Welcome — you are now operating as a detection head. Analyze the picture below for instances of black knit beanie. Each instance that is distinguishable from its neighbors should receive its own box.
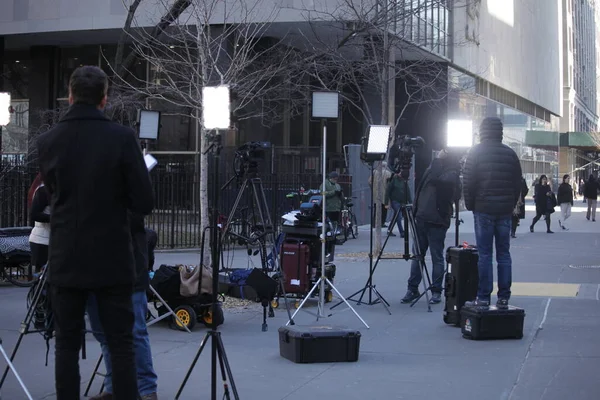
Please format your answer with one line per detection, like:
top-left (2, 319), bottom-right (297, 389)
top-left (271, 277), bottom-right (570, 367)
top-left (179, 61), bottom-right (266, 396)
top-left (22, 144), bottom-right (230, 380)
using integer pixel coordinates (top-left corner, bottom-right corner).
top-left (479, 117), bottom-right (503, 141)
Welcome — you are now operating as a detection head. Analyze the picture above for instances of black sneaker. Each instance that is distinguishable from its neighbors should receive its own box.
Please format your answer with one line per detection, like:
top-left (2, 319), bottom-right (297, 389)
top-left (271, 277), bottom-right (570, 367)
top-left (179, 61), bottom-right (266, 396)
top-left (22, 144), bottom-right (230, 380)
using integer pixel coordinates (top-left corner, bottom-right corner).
top-left (496, 299), bottom-right (509, 309)
top-left (429, 292), bottom-right (442, 304)
top-left (387, 231), bottom-right (397, 237)
top-left (464, 298), bottom-right (490, 308)
top-left (401, 290), bottom-right (420, 304)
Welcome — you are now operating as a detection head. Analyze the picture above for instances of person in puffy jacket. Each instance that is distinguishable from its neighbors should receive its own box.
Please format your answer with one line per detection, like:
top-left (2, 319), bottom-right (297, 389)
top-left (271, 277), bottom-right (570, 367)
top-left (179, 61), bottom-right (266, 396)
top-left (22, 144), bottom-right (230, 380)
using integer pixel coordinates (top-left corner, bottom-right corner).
top-left (29, 181), bottom-right (51, 273)
top-left (584, 174), bottom-right (599, 221)
top-left (557, 174), bottom-right (574, 230)
top-left (462, 117), bottom-right (522, 309)
top-left (530, 175), bottom-right (555, 233)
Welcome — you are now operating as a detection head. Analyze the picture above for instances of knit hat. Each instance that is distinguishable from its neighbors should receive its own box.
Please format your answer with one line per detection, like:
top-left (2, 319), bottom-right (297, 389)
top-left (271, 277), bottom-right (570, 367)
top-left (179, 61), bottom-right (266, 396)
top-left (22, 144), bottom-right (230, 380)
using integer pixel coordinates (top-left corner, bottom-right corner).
top-left (329, 171), bottom-right (339, 179)
top-left (479, 117), bottom-right (503, 141)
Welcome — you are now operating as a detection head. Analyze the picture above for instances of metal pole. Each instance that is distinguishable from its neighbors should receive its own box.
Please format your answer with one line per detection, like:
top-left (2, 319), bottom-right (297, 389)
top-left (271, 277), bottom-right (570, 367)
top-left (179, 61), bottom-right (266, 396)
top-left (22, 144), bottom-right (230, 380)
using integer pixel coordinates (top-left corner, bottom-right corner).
top-left (319, 121), bottom-right (327, 317)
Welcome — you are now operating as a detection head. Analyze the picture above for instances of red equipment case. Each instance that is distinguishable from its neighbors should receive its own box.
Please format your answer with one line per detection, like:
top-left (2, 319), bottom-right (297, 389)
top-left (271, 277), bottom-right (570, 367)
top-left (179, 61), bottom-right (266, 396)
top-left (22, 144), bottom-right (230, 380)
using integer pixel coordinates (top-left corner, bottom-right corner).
top-left (281, 240), bottom-right (310, 294)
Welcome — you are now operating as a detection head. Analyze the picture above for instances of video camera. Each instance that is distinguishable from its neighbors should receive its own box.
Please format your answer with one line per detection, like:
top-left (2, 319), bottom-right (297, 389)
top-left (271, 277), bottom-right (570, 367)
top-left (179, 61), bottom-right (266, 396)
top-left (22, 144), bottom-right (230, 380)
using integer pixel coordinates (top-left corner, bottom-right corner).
top-left (389, 135), bottom-right (425, 179)
top-left (234, 141), bottom-right (271, 177)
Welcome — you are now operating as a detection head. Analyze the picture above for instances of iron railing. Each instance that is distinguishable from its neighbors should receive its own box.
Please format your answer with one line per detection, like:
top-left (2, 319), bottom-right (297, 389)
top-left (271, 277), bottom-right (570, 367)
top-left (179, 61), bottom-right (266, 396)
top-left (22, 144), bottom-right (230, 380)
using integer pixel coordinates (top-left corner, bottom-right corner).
top-left (0, 147), bottom-right (351, 249)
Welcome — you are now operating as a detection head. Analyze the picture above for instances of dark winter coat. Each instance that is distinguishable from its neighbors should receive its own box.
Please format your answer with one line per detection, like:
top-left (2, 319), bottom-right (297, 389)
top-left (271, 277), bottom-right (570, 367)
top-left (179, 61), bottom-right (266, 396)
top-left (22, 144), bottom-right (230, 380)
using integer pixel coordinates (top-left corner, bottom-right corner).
top-left (463, 118), bottom-right (522, 216)
top-left (557, 183), bottom-right (574, 205)
top-left (583, 178), bottom-right (599, 200)
top-left (36, 104), bottom-right (154, 289)
top-left (534, 184), bottom-right (555, 214)
top-left (414, 157), bottom-right (461, 229)
top-left (385, 175), bottom-right (412, 205)
top-left (130, 212), bottom-right (150, 292)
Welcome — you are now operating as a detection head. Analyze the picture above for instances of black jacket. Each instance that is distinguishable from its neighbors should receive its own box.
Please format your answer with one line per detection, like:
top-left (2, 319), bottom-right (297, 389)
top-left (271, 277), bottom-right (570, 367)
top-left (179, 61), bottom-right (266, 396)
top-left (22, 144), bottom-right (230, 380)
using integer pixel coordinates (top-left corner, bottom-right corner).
top-left (534, 184), bottom-right (554, 214)
top-left (557, 183), bottom-right (574, 205)
top-left (29, 185), bottom-right (51, 226)
top-left (130, 212), bottom-right (150, 292)
top-left (463, 134), bottom-right (522, 216)
top-left (414, 157), bottom-right (461, 229)
top-left (37, 104), bottom-right (154, 289)
top-left (584, 179), bottom-right (599, 200)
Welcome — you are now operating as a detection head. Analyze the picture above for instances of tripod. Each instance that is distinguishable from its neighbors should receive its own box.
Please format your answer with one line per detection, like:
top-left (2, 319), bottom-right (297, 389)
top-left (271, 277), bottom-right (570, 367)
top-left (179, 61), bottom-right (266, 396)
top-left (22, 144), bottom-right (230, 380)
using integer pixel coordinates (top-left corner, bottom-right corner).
top-left (331, 161), bottom-right (391, 314)
top-left (0, 268), bottom-right (51, 390)
top-left (220, 162), bottom-right (294, 331)
top-left (409, 200), bottom-right (463, 305)
top-left (0, 337), bottom-right (33, 400)
top-left (287, 122), bottom-right (369, 328)
top-left (176, 133), bottom-right (238, 400)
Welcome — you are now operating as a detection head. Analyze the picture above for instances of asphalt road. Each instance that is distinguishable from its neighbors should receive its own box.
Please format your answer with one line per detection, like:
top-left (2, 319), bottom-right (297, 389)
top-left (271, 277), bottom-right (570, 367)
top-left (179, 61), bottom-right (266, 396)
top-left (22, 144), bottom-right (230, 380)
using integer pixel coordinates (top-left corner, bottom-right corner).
top-left (1, 204), bottom-right (599, 400)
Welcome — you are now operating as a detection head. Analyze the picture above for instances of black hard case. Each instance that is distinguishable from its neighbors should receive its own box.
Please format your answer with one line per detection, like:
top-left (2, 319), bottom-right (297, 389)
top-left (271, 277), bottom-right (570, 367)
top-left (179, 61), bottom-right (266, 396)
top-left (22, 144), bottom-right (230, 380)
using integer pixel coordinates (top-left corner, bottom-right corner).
top-left (278, 325), bottom-right (361, 363)
top-left (461, 305), bottom-right (525, 340)
top-left (443, 246), bottom-right (479, 326)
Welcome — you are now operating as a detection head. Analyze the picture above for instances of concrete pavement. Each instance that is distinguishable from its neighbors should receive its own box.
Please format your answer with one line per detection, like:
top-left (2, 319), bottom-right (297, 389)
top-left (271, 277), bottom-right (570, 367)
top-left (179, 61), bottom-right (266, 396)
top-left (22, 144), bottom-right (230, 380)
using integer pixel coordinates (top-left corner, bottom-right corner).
top-left (0, 206), bottom-right (599, 399)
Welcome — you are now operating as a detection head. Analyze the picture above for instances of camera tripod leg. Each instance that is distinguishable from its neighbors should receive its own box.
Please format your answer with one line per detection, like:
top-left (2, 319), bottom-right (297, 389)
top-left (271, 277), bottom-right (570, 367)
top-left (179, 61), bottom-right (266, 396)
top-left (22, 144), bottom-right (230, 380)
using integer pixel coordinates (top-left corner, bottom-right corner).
top-left (405, 209), bottom-right (432, 311)
top-left (175, 331), bottom-right (211, 399)
top-left (0, 341), bottom-right (33, 400)
top-left (325, 278), bottom-right (370, 328)
top-left (0, 270), bottom-right (48, 389)
top-left (216, 332), bottom-right (239, 400)
top-left (286, 276), bottom-right (322, 325)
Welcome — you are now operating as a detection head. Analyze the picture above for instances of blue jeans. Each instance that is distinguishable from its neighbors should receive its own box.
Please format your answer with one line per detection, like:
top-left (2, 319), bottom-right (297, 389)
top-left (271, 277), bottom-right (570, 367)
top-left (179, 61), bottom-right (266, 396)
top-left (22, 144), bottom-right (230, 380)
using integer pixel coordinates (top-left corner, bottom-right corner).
top-left (408, 219), bottom-right (447, 293)
top-left (473, 212), bottom-right (513, 302)
top-left (87, 291), bottom-right (158, 396)
top-left (390, 201), bottom-right (405, 235)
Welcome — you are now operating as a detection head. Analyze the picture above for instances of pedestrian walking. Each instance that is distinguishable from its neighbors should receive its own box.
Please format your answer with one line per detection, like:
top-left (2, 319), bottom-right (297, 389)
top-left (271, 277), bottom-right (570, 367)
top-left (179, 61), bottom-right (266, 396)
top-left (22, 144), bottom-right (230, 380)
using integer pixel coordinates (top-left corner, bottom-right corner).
top-left (557, 174), bottom-right (574, 230)
top-left (384, 172), bottom-right (411, 237)
top-left (511, 177), bottom-right (528, 238)
top-left (530, 175), bottom-right (556, 233)
top-left (584, 174), bottom-right (599, 221)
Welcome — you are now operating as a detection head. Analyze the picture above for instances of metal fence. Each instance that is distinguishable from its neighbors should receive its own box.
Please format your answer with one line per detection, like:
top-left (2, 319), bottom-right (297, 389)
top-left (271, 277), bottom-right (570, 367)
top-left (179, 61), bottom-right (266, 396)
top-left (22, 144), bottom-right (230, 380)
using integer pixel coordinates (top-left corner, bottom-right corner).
top-left (0, 146), bottom-right (351, 249)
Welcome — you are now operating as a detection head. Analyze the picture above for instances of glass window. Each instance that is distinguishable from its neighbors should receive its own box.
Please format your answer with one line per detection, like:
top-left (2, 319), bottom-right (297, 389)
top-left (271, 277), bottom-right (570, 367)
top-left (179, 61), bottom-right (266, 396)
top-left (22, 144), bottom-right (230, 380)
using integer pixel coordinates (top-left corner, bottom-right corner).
top-left (2, 55), bottom-right (30, 100)
top-left (57, 46), bottom-right (101, 99)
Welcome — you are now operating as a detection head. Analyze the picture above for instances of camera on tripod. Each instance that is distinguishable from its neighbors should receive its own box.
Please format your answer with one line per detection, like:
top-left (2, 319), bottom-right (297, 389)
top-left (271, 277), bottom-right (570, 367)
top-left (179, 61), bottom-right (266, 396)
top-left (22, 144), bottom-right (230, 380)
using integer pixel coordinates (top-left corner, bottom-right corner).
top-left (389, 135), bottom-right (425, 179)
top-left (233, 142), bottom-right (271, 177)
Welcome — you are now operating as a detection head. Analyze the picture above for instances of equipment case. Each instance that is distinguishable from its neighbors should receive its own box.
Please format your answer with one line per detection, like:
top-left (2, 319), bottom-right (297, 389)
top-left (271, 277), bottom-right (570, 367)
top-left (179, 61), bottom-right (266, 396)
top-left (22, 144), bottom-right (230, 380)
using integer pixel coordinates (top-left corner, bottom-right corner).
top-left (278, 325), bottom-right (361, 363)
top-left (461, 305), bottom-right (525, 340)
top-left (281, 240), bottom-right (311, 294)
top-left (443, 246), bottom-right (479, 326)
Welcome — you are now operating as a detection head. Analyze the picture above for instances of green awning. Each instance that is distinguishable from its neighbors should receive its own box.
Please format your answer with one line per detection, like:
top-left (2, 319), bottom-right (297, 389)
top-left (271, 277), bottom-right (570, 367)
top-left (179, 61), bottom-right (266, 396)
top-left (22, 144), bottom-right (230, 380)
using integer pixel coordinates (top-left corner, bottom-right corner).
top-left (525, 130), bottom-right (599, 150)
top-left (525, 130), bottom-right (559, 150)
top-left (560, 132), bottom-right (599, 149)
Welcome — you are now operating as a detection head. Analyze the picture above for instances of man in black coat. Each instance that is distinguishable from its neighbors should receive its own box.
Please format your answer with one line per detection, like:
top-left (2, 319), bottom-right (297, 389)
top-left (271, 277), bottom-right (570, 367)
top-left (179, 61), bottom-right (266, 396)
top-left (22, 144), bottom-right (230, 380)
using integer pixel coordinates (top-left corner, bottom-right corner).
top-left (36, 66), bottom-right (154, 399)
top-left (463, 117), bottom-right (522, 309)
top-left (401, 149), bottom-right (461, 305)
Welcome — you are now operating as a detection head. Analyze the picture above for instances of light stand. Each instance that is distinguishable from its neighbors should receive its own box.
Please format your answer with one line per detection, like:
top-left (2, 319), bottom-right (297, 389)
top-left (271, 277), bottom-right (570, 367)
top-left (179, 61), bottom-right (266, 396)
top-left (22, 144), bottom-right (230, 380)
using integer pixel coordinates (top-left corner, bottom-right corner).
top-left (0, 337), bottom-right (33, 400)
top-left (176, 86), bottom-right (238, 400)
top-left (287, 92), bottom-right (368, 329)
top-left (334, 126), bottom-right (393, 314)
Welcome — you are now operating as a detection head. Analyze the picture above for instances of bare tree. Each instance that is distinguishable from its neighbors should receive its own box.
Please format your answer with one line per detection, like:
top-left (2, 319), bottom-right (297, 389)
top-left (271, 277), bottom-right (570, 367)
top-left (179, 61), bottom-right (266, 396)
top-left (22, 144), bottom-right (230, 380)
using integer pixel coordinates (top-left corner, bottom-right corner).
top-left (107, 0), bottom-right (296, 261)
top-left (289, 0), bottom-right (465, 253)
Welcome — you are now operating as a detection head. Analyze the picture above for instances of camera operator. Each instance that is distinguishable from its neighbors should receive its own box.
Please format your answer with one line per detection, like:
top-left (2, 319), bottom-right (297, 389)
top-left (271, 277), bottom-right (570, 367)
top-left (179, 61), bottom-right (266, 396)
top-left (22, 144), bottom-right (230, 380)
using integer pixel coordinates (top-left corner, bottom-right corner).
top-left (36, 66), bottom-right (154, 399)
top-left (401, 149), bottom-right (461, 305)
top-left (322, 171), bottom-right (343, 227)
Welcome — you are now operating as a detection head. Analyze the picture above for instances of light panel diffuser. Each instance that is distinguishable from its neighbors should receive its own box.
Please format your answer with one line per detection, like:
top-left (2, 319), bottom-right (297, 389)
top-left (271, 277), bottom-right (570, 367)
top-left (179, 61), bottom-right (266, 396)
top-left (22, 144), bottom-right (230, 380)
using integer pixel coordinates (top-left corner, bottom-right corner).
top-left (138, 110), bottom-right (161, 140)
top-left (312, 92), bottom-right (339, 119)
top-left (447, 119), bottom-right (473, 147)
top-left (202, 86), bottom-right (231, 130)
top-left (366, 125), bottom-right (392, 154)
top-left (0, 92), bottom-right (11, 127)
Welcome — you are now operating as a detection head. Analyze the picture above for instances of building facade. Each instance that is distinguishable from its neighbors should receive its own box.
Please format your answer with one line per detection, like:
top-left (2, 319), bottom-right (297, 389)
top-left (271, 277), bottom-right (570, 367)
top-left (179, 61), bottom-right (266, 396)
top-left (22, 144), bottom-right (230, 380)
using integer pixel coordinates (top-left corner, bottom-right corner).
top-left (0, 0), bottom-right (564, 183)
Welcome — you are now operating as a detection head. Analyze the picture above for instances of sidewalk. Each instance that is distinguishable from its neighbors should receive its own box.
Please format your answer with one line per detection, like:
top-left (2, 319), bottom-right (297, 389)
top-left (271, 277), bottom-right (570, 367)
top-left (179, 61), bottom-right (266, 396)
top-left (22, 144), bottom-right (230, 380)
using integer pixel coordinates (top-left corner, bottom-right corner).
top-left (1, 206), bottom-right (599, 399)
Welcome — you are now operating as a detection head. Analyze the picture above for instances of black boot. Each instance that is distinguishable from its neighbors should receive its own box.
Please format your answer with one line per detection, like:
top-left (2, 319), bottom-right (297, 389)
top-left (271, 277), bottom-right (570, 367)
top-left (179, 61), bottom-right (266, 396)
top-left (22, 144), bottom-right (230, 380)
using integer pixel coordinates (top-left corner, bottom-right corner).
top-left (546, 215), bottom-right (553, 233)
